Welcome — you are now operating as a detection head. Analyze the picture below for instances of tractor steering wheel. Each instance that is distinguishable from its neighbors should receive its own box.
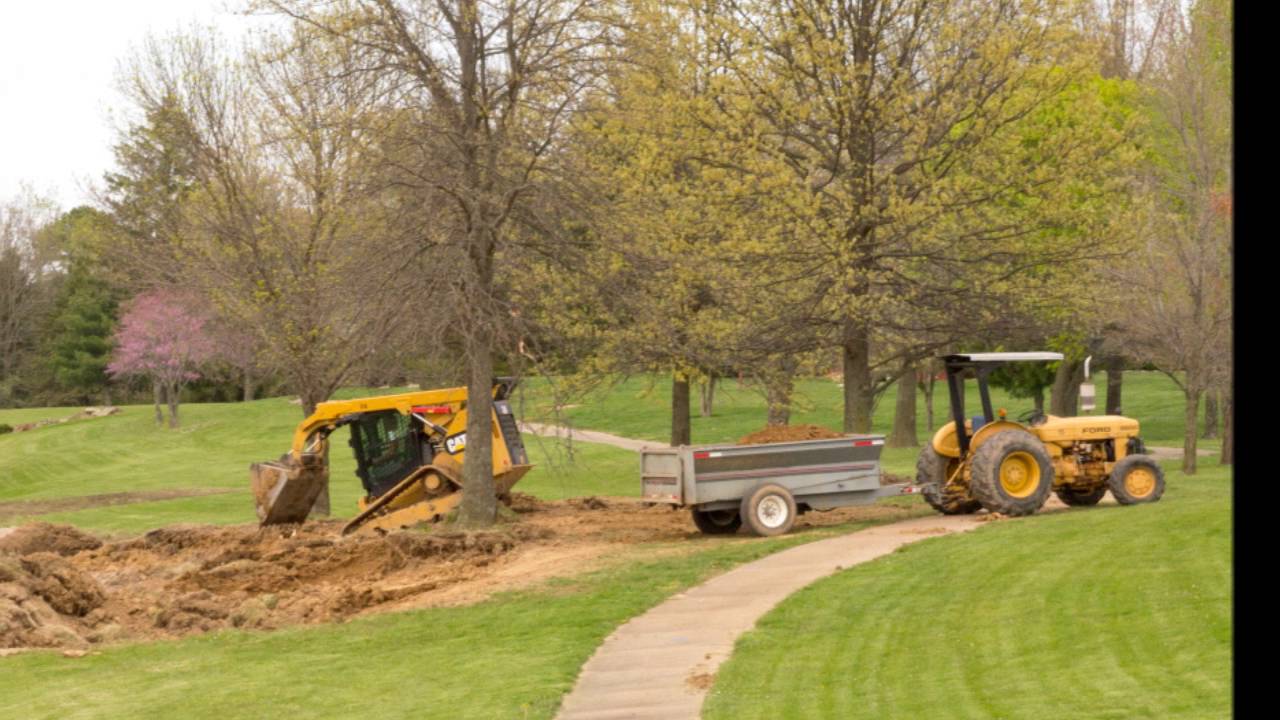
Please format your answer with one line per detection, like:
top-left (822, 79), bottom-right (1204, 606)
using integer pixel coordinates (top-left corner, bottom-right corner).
top-left (1018, 408), bottom-right (1046, 425)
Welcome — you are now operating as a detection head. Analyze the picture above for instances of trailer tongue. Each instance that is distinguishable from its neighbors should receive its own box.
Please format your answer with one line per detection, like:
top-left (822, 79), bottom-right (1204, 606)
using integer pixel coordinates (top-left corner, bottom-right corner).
top-left (641, 434), bottom-right (916, 536)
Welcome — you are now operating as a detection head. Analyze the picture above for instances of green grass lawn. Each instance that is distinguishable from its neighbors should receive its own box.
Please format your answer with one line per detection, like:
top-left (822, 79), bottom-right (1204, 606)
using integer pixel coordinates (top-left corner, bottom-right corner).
top-left (0, 516), bottom-right (895, 720)
top-left (515, 371), bottom-right (1217, 451)
top-left (703, 462), bottom-right (1232, 720)
top-left (0, 393), bottom-right (642, 532)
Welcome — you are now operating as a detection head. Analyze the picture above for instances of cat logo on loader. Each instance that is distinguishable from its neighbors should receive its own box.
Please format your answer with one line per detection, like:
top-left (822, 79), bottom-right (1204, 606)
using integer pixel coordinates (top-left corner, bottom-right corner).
top-left (917, 352), bottom-right (1165, 516)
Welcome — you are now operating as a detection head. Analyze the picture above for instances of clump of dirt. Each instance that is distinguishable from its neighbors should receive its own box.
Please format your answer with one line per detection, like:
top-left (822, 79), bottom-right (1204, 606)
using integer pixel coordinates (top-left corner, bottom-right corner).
top-left (737, 424), bottom-right (845, 445)
top-left (0, 523), bottom-right (102, 557)
top-left (0, 552), bottom-right (106, 649)
top-left (568, 497), bottom-right (609, 511)
top-left (686, 671), bottom-right (717, 690)
top-left (882, 472), bottom-right (911, 487)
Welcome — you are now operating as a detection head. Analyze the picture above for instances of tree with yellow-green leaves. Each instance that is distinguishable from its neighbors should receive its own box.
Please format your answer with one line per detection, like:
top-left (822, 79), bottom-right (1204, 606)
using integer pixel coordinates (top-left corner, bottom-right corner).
top-left (694, 0), bottom-right (1144, 433)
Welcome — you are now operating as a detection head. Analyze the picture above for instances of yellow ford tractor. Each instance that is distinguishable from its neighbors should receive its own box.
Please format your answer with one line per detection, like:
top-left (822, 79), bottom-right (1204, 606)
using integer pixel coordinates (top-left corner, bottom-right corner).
top-left (917, 352), bottom-right (1165, 516)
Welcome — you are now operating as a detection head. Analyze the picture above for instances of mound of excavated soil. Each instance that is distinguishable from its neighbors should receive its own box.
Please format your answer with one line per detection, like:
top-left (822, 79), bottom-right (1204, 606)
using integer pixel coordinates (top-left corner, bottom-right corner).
top-left (738, 424), bottom-right (845, 445)
top-left (0, 490), bottom-right (922, 652)
top-left (0, 523), bottom-right (102, 557)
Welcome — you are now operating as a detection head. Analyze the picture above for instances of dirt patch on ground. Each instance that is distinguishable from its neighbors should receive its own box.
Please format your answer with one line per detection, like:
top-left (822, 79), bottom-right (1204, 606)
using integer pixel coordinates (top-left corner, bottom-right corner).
top-left (0, 489), bottom-right (234, 522)
top-left (0, 491), bottom-right (921, 652)
top-left (737, 424), bottom-right (845, 445)
top-left (0, 523), bottom-right (102, 556)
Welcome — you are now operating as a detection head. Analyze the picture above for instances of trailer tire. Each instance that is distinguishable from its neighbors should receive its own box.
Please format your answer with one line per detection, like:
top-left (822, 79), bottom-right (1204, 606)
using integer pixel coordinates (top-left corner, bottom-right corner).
top-left (691, 508), bottom-right (742, 535)
top-left (916, 446), bottom-right (982, 515)
top-left (969, 430), bottom-right (1053, 516)
top-left (740, 484), bottom-right (798, 537)
top-left (1108, 455), bottom-right (1165, 505)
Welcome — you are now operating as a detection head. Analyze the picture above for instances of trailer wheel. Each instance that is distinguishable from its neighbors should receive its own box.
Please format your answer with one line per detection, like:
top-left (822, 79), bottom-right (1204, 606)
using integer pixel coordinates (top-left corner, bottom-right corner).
top-left (1108, 455), bottom-right (1165, 505)
top-left (691, 508), bottom-right (742, 535)
top-left (740, 484), bottom-right (797, 537)
top-left (969, 430), bottom-right (1053, 516)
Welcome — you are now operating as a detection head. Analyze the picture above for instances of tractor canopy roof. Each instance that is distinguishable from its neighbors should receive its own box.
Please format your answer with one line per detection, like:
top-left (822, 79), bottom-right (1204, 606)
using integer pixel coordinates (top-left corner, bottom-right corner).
top-left (942, 352), bottom-right (1064, 365)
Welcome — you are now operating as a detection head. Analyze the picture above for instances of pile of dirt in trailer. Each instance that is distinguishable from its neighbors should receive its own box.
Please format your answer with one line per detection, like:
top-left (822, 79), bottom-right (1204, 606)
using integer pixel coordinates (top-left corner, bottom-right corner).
top-left (738, 424), bottom-right (845, 445)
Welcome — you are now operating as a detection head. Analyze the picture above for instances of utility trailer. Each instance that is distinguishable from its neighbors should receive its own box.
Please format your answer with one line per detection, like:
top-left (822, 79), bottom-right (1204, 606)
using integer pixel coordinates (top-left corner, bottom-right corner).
top-left (640, 435), bottom-right (917, 536)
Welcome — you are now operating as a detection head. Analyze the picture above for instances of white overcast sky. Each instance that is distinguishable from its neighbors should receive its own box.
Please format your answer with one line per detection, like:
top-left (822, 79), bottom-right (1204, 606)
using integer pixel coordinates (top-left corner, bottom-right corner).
top-left (0, 1), bottom-right (279, 209)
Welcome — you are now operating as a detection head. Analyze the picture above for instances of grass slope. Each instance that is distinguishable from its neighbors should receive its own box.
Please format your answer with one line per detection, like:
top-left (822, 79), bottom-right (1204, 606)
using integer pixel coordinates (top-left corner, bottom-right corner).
top-left (703, 463), bottom-right (1232, 720)
top-left (0, 395), bottom-right (641, 532)
top-left (516, 371), bottom-right (1215, 449)
top-left (0, 520), bottom-right (891, 720)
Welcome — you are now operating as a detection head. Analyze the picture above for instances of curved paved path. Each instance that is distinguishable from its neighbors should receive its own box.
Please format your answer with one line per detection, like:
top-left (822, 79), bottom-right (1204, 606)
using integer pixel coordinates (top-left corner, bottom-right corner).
top-left (555, 513), bottom-right (984, 720)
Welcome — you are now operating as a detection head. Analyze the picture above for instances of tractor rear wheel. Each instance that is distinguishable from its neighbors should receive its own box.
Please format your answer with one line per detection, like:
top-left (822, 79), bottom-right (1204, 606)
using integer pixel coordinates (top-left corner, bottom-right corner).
top-left (1054, 485), bottom-right (1107, 506)
top-left (691, 508), bottom-right (742, 535)
top-left (1108, 455), bottom-right (1165, 504)
top-left (916, 446), bottom-right (982, 515)
top-left (969, 430), bottom-right (1054, 516)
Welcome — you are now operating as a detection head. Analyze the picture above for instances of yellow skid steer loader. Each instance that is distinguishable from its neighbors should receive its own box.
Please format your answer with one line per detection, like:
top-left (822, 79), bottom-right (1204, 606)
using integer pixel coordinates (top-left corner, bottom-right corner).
top-left (250, 379), bottom-right (532, 535)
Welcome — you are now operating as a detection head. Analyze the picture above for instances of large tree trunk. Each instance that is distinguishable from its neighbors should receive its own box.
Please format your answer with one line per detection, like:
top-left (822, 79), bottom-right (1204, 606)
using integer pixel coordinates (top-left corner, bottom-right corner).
top-left (671, 372), bottom-right (691, 446)
top-left (841, 322), bottom-right (873, 433)
top-left (458, 321), bottom-right (497, 525)
top-left (243, 369), bottom-right (255, 402)
top-left (153, 380), bottom-right (165, 426)
top-left (1050, 360), bottom-right (1084, 417)
top-left (1182, 387), bottom-right (1201, 474)
top-left (765, 358), bottom-right (797, 427)
top-left (1033, 387), bottom-right (1045, 412)
top-left (1106, 358), bottom-right (1124, 414)
top-left (699, 374), bottom-right (716, 418)
top-left (888, 362), bottom-right (918, 447)
top-left (1220, 391), bottom-right (1232, 465)
top-left (1202, 391), bottom-right (1219, 438)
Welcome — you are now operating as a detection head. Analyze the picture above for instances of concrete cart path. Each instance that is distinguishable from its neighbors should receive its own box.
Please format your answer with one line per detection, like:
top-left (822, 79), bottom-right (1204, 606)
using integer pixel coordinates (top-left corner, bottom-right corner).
top-left (520, 422), bottom-right (659, 453)
top-left (555, 513), bottom-right (984, 720)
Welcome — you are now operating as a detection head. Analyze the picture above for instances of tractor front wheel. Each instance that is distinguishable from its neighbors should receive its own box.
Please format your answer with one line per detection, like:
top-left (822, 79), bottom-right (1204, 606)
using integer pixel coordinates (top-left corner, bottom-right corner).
top-left (916, 446), bottom-right (982, 515)
top-left (969, 431), bottom-right (1054, 516)
top-left (1108, 455), bottom-right (1165, 504)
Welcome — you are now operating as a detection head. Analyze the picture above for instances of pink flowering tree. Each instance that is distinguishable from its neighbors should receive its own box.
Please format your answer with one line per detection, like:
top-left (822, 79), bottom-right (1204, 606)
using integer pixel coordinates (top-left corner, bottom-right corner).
top-left (108, 290), bottom-right (219, 428)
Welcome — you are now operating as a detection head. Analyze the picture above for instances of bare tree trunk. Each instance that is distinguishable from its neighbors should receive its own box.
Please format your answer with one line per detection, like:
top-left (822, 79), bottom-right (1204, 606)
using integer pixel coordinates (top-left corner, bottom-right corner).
top-left (1050, 360), bottom-right (1084, 416)
top-left (1183, 387), bottom-right (1201, 474)
top-left (1033, 387), bottom-right (1045, 412)
top-left (153, 380), bottom-right (165, 426)
top-left (243, 368), bottom-right (255, 402)
top-left (920, 371), bottom-right (935, 431)
top-left (888, 362), bottom-right (918, 447)
top-left (166, 381), bottom-right (180, 428)
top-left (458, 320), bottom-right (497, 525)
top-left (1220, 391), bottom-right (1232, 465)
top-left (765, 359), bottom-right (797, 426)
top-left (1106, 358), bottom-right (1124, 414)
top-left (1202, 391), bottom-right (1218, 438)
top-left (841, 322), bottom-right (873, 432)
top-left (699, 374), bottom-right (716, 418)
top-left (671, 372), bottom-right (691, 446)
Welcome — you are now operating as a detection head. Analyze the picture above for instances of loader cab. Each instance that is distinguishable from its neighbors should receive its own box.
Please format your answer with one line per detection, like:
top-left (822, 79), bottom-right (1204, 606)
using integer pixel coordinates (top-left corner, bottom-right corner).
top-left (348, 411), bottom-right (429, 498)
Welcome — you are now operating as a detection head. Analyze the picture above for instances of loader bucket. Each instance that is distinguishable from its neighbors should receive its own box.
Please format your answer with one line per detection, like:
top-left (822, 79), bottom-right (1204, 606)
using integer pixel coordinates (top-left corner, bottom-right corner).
top-left (494, 464), bottom-right (534, 496)
top-left (251, 454), bottom-right (329, 526)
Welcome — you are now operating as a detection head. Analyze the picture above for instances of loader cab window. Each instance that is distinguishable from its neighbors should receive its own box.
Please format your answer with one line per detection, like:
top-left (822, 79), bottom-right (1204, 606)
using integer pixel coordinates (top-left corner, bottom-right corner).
top-left (349, 411), bottom-right (423, 498)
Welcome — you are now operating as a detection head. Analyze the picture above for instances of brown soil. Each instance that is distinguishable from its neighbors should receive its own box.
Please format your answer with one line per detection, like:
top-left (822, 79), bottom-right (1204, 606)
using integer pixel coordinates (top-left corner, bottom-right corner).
top-left (737, 424), bottom-right (845, 445)
top-left (0, 491), bottom-right (920, 652)
top-left (0, 489), bottom-right (233, 522)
